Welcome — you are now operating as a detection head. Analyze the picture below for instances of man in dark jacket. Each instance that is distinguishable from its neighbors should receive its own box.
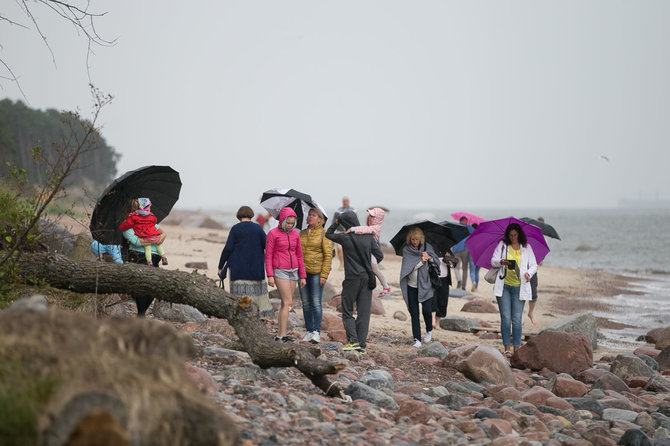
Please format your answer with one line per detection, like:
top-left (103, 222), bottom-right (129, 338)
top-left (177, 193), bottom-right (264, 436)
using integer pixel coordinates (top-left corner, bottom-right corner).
top-left (326, 210), bottom-right (383, 354)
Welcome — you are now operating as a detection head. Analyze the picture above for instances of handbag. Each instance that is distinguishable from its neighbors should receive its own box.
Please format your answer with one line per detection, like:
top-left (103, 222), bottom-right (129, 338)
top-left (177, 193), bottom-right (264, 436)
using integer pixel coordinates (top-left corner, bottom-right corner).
top-left (428, 261), bottom-right (441, 289)
top-left (423, 244), bottom-right (441, 289)
top-left (484, 244), bottom-right (507, 284)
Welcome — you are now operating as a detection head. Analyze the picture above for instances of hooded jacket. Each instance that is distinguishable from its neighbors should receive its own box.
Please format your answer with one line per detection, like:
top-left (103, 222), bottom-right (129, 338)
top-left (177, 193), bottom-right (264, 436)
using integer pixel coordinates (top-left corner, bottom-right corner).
top-left (326, 211), bottom-right (383, 279)
top-left (350, 207), bottom-right (385, 243)
top-left (265, 207), bottom-right (306, 279)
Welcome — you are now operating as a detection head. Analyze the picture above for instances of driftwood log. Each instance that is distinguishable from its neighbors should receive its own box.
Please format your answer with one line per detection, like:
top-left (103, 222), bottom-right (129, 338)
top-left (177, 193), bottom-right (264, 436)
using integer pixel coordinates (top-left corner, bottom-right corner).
top-left (16, 252), bottom-right (347, 398)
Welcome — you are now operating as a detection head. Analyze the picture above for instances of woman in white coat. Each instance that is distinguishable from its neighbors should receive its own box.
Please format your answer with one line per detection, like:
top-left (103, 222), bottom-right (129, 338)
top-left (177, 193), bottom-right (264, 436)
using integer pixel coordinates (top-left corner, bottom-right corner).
top-left (490, 223), bottom-right (537, 358)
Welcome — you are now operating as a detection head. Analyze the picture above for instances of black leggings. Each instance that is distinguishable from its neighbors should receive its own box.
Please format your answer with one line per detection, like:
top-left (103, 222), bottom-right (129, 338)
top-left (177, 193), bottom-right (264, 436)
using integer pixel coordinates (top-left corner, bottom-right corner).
top-left (127, 249), bottom-right (161, 316)
top-left (407, 286), bottom-right (433, 341)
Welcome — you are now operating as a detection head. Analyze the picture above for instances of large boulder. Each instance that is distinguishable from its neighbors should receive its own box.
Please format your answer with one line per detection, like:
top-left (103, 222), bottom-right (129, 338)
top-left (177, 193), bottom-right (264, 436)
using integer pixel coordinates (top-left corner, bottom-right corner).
top-left (657, 345), bottom-right (670, 371)
top-left (321, 311), bottom-right (344, 331)
top-left (610, 353), bottom-right (656, 381)
top-left (645, 327), bottom-right (666, 344)
top-left (590, 371), bottom-right (631, 394)
top-left (443, 344), bottom-right (515, 386)
top-left (511, 331), bottom-right (593, 375)
top-left (151, 300), bottom-right (206, 323)
top-left (370, 296), bottom-right (386, 316)
top-left (344, 382), bottom-right (399, 410)
top-left (655, 327), bottom-right (670, 350)
top-left (540, 312), bottom-right (598, 350)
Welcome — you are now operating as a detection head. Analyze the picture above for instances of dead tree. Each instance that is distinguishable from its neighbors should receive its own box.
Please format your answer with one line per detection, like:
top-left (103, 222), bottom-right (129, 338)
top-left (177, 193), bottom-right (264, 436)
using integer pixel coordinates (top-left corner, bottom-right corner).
top-left (17, 252), bottom-right (347, 398)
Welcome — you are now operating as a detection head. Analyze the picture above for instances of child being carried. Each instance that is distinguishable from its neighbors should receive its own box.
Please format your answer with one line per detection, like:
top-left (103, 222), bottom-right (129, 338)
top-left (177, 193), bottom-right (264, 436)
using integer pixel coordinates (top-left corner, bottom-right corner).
top-left (119, 197), bottom-right (168, 266)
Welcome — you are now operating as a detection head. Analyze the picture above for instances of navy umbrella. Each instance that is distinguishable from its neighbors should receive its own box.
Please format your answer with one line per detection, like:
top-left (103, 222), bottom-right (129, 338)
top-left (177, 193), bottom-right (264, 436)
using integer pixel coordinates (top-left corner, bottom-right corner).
top-left (90, 166), bottom-right (182, 244)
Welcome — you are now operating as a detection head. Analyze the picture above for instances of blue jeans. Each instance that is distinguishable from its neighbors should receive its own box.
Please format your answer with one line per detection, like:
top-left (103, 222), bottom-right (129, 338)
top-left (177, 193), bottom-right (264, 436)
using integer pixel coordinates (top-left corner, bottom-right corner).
top-left (299, 273), bottom-right (324, 332)
top-left (496, 284), bottom-right (525, 347)
top-left (469, 258), bottom-right (480, 285)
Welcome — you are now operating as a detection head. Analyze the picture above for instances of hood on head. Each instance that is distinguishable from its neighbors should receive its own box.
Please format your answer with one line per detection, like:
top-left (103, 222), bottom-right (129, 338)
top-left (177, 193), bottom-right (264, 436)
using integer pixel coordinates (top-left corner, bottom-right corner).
top-left (366, 207), bottom-right (385, 225)
top-left (338, 210), bottom-right (360, 230)
top-left (278, 207), bottom-right (297, 224)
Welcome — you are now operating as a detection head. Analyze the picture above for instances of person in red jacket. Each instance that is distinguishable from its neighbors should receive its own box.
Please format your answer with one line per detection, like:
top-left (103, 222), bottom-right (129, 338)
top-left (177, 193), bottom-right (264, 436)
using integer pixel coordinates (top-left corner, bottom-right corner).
top-left (265, 207), bottom-right (306, 341)
top-left (119, 197), bottom-right (168, 266)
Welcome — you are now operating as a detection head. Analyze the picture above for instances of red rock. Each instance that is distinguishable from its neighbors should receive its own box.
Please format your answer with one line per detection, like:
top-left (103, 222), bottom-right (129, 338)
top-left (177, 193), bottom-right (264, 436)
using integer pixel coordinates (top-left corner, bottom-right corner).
top-left (511, 331), bottom-right (593, 375)
top-left (413, 357), bottom-right (442, 366)
top-left (521, 386), bottom-right (556, 407)
top-left (461, 299), bottom-right (498, 313)
top-left (483, 418), bottom-right (514, 435)
top-left (443, 344), bottom-right (515, 386)
top-left (184, 363), bottom-right (217, 396)
top-left (370, 296), bottom-right (385, 316)
top-left (491, 387), bottom-right (522, 403)
top-left (575, 367), bottom-right (608, 384)
top-left (327, 329), bottom-right (347, 343)
top-left (179, 322), bottom-right (201, 333)
top-left (395, 400), bottom-right (433, 424)
top-left (546, 396), bottom-right (574, 410)
top-left (551, 377), bottom-right (588, 398)
top-left (633, 346), bottom-right (661, 357)
top-left (320, 312), bottom-right (344, 331)
top-left (645, 327), bottom-right (665, 344)
top-left (625, 376), bottom-right (651, 388)
top-left (327, 295), bottom-right (341, 309)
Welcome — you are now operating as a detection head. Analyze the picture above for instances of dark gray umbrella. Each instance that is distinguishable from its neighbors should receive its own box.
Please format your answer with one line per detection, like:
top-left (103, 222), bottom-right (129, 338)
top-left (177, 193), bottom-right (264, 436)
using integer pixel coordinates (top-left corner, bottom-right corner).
top-left (520, 217), bottom-right (561, 240)
top-left (90, 166), bottom-right (182, 244)
top-left (390, 220), bottom-right (470, 257)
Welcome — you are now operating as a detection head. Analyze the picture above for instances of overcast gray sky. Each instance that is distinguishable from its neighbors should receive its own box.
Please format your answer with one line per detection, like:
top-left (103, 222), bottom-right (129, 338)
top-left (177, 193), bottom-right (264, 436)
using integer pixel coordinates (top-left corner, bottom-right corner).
top-left (3, 1), bottom-right (669, 213)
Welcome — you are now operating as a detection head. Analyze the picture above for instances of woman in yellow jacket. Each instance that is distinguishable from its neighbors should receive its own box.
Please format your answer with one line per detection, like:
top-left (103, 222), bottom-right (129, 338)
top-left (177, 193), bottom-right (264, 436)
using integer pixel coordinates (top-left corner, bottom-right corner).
top-left (299, 208), bottom-right (333, 343)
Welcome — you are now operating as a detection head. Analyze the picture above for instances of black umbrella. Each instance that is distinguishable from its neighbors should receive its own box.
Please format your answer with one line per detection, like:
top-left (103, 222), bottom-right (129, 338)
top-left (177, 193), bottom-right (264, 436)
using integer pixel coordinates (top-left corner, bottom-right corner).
top-left (90, 166), bottom-right (182, 244)
top-left (260, 188), bottom-right (328, 230)
top-left (520, 217), bottom-right (561, 240)
top-left (389, 220), bottom-right (470, 257)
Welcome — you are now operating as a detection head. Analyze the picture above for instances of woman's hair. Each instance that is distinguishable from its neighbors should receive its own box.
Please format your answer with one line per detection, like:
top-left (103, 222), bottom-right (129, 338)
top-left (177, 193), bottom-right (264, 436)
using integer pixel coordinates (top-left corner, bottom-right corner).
top-left (405, 227), bottom-right (425, 245)
top-left (120, 198), bottom-right (139, 224)
top-left (236, 206), bottom-right (255, 220)
top-left (308, 208), bottom-right (324, 225)
top-left (504, 223), bottom-right (527, 246)
top-left (280, 215), bottom-right (296, 233)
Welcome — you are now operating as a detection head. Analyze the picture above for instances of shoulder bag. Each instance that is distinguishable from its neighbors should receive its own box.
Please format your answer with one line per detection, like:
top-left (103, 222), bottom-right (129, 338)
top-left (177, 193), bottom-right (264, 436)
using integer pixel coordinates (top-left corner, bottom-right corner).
top-left (484, 244), bottom-right (507, 284)
top-left (349, 233), bottom-right (377, 290)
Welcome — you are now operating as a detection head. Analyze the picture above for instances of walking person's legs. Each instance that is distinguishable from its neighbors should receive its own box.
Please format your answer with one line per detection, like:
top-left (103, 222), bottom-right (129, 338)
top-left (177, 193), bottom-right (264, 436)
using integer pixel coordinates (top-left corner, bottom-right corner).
top-left (354, 282), bottom-right (372, 349)
top-left (341, 278), bottom-right (361, 346)
top-left (407, 286), bottom-right (421, 344)
top-left (527, 272), bottom-right (538, 325)
top-left (421, 298), bottom-right (433, 342)
top-left (497, 285), bottom-right (513, 356)
top-left (275, 278), bottom-right (297, 338)
top-left (510, 287), bottom-right (525, 351)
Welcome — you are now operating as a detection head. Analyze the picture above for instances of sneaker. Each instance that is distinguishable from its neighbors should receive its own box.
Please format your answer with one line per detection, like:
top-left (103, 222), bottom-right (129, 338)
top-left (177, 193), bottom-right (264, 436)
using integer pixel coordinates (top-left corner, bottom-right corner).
top-left (356, 347), bottom-right (367, 355)
top-left (274, 336), bottom-right (283, 342)
top-left (310, 332), bottom-right (320, 344)
top-left (423, 331), bottom-right (432, 343)
top-left (161, 256), bottom-right (168, 265)
top-left (471, 284), bottom-right (477, 292)
top-left (412, 339), bottom-right (422, 348)
top-left (302, 332), bottom-right (314, 342)
top-left (378, 287), bottom-right (391, 297)
top-left (282, 335), bottom-right (294, 342)
top-left (343, 342), bottom-right (360, 351)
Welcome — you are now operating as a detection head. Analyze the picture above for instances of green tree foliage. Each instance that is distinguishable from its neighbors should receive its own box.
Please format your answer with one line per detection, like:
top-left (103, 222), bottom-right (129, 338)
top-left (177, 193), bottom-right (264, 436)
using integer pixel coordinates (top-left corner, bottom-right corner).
top-left (0, 98), bottom-right (119, 188)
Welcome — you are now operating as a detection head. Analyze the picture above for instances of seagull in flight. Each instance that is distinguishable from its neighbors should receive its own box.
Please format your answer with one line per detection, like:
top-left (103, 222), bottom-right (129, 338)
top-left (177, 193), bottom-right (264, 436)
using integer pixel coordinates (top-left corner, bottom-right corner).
top-left (600, 155), bottom-right (611, 163)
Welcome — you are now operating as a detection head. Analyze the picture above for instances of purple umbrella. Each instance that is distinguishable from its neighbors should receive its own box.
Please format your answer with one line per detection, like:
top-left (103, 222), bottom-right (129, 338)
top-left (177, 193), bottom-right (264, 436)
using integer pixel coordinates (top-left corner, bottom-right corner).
top-left (465, 217), bottom-right (550, 269)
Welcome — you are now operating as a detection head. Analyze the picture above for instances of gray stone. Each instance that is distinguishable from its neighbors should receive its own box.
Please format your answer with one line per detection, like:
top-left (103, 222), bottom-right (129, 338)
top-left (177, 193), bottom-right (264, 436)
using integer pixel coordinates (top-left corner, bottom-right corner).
top-left (436, 393), bottom-right (474, 410)
top-left (611, 353), bottom-right (656, 380)
top-left (185, 261), bottom-right (208, 269)
top-left (411, 393), bottom-right (436, 404)
top-left (9, 294), bottom-right (48, 312)
top-left (221, 364), bottom-right (265, 381)
top-left (645, 375), bottom-right (670, 393)
top-left (457, 381), bottom-right (488, 394)
top-left (636, 354), bottom-right (660, 371)
top-left (652, 413), bottom-right (670, 430)
top-left (617, 428), bottom-right (653, 446)
top-left (344, 382), bottom-right (399, 410)
top-left (442, 381), bottom-right (473, 394)
top-left (541, 311), bottom-right (598, 350)
top-left (358, 369), bottom-right (394, 392)
top-left (151, 299), bottom-right (205, 323)
top-left (514, 402), bottom-right (538, 415)
top-left (321, 342), bottom-right (341, 351)
top-left (440, 316), bottom-right (481, 332)
top-left (286, 394), bottom-right (305, 410)
top-left (602, 408), bottom-right (638, 423)
top-left (564, 398), bottom-right (604, 417)
top-left (419, 341), bottom-right (449, 360)
top-left (428, 386), bottom-right (450, 398)
top-left (474, 408), bottom-right (499, 419)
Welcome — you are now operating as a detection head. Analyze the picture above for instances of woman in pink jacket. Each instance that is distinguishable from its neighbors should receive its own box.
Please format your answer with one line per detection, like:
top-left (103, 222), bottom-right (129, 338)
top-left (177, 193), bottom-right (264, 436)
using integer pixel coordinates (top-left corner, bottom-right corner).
top-left (265, 207), bottom-right (306, 341)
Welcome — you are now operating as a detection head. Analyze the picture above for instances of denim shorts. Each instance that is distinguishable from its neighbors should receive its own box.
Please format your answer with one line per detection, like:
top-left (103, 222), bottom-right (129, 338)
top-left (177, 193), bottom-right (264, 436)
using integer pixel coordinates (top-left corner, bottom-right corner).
top-left (274, 268), bottom-right (299, 281)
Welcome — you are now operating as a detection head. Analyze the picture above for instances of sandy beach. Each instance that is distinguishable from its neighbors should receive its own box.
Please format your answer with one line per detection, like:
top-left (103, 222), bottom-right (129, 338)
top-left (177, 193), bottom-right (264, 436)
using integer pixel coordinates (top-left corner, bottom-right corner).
top-left (156, 211), bottom-right (644, 358)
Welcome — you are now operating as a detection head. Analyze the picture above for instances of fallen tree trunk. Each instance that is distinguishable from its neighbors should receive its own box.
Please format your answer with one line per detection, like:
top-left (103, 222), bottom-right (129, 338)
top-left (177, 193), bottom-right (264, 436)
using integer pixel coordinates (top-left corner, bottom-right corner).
top-left (16, 252), bottom-right (346, 397)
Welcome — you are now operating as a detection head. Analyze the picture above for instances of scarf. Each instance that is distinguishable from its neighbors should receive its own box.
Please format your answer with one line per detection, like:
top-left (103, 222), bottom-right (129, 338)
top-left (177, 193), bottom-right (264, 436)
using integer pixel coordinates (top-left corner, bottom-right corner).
top-left (400, 242), bottom-right (439, 304)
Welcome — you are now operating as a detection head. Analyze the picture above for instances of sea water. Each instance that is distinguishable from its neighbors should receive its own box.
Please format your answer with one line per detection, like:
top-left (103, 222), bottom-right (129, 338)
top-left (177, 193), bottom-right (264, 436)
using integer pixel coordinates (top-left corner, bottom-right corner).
top-left (363, 207), bottom-right (670, 348)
